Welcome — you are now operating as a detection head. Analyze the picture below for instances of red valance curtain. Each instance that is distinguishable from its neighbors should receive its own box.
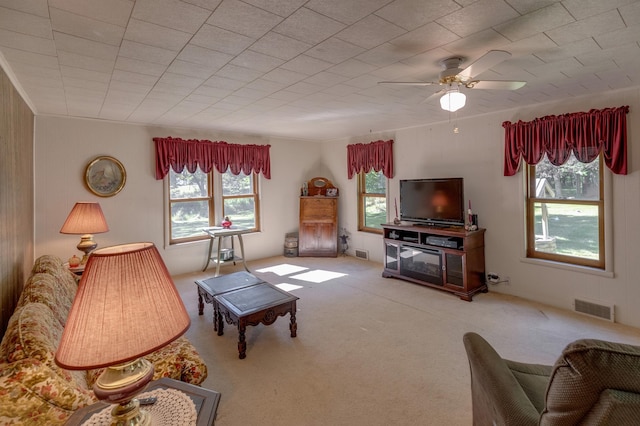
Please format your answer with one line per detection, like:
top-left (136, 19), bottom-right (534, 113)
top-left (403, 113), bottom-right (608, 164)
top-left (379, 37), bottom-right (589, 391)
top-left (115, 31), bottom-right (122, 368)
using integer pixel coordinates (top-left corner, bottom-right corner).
top-left (347, 139), bottom-right (394, 179)
top-left (502, 106), bottom-right (629, 176)
top-left (154, 137), bottom-right (271, 179)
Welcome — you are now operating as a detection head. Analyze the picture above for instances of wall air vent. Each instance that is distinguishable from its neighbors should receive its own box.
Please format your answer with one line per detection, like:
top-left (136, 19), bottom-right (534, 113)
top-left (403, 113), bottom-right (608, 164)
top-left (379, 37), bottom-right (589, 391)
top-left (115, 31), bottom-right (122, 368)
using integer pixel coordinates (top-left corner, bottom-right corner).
top-left (355, 249), bottom-right (369, 260)
top-left (574, 298), bottom-right (614, 322)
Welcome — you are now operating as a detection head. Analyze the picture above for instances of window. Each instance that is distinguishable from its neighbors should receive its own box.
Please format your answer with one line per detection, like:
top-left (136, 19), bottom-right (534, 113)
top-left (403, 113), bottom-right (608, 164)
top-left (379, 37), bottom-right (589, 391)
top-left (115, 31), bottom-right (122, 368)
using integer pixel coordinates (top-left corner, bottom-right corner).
top-left (168, 168), bottom-right (259, 244)
top-left (358, 170), bottom-right (387, 233)
top-left (526, 153), bottom-right (604, 269)
top-left (221, 171), bottom-right (259, 229)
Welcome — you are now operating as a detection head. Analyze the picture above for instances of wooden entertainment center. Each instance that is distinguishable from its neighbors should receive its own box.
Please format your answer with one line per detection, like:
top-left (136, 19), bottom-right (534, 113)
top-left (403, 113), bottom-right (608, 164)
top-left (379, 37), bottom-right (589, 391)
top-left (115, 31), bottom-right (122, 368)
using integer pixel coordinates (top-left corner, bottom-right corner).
top-left (382, 223), bottom-right (487, 301)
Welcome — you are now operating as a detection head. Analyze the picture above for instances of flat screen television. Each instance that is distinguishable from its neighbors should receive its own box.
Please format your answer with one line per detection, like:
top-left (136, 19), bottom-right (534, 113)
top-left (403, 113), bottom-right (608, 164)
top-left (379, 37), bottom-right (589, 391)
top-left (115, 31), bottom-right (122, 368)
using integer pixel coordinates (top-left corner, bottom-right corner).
top-left (399, 178), bottom-right (465, 227)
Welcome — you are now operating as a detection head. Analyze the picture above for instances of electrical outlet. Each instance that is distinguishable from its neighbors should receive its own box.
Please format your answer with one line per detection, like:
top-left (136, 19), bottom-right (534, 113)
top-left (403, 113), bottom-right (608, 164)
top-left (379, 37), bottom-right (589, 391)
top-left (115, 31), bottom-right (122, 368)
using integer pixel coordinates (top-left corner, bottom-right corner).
top-left (487, 272), bottom-right (510, 285)
top-left (487, 272), bottom-right (500, 283)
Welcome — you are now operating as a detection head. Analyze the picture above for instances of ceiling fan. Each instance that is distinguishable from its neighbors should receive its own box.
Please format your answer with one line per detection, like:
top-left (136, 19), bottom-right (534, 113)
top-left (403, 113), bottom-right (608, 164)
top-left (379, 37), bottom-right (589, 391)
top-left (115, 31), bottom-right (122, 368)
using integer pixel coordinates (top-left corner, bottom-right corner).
top-left (379, 50), bottom-right (526, 112)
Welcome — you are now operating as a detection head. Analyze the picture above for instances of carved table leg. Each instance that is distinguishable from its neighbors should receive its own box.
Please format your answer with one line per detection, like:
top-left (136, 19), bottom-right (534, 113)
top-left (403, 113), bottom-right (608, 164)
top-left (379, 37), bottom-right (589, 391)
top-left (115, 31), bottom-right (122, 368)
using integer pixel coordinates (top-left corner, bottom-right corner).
top-left (217, 310), bottom-right (224, 336)
top-left (290, 310), bottom-right (297, 338)
top-left (197, 287), bottom-right (204, 315)
top-left (213, 303), bottom-right (218, 331)
top-left (238, 323), bottom-right (247, 359)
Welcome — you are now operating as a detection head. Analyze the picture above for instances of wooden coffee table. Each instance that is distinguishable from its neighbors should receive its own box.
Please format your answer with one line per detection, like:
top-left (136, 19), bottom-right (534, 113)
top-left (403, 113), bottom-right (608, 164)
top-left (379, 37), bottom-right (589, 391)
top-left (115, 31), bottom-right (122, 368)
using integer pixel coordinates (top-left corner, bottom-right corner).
top-left (215, 282), bottom-right (299, 359)
top-left (195, 271), bottom-right (264, 331)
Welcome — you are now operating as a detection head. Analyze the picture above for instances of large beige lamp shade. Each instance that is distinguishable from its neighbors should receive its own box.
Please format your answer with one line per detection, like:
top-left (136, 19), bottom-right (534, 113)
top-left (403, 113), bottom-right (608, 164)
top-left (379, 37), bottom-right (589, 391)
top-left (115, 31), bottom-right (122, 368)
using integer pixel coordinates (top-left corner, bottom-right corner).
top-left (55, 242), bottom-right (190, 425)
top-left (60, 202), bottom-right (109, 264)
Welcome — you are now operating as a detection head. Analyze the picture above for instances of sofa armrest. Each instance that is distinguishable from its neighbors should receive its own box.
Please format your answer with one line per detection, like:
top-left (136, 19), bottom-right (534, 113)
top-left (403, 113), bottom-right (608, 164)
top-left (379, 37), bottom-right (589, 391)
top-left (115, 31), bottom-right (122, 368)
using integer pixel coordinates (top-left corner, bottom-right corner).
top-left (0, 359), bottom-right (96, 425)
top-left (541, 338), bottom-right (640, 425)
top-left (463, 332), bottom-right (542, 426)
top-left (144, 336), bottom-right (208, 385)
top-left (580, 389), bottom-right (640, 424)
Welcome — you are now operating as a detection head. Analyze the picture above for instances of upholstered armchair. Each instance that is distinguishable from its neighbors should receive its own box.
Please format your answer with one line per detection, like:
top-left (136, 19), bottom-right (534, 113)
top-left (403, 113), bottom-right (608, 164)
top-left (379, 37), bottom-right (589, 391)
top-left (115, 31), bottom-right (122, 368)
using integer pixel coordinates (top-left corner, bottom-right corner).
top-left (463, 332), bottom-right (640, 425)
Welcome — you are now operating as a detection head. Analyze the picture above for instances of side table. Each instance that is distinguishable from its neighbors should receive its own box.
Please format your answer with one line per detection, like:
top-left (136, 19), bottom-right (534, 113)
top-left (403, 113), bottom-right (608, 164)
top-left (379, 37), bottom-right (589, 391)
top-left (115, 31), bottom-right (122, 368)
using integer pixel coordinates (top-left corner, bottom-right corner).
top-left (64, 262), bottom-right (85, 276)
top-left (202, 226), bottom-right (253, 276)
top-left (66, 378), bottom-right (221, 426)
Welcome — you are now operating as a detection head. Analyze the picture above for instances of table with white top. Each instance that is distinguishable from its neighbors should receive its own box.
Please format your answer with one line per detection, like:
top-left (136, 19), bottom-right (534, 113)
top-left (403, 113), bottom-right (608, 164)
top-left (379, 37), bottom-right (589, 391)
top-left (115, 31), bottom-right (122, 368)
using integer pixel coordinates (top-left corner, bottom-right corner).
top-left (202, 226), bottom-right (252, 276)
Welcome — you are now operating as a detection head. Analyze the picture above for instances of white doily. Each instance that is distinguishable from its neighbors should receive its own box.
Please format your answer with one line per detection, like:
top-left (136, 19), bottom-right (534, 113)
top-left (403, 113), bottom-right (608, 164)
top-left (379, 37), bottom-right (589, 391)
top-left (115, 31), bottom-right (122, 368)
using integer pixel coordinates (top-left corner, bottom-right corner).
top-left (82, 388), bottom-right (197, 426)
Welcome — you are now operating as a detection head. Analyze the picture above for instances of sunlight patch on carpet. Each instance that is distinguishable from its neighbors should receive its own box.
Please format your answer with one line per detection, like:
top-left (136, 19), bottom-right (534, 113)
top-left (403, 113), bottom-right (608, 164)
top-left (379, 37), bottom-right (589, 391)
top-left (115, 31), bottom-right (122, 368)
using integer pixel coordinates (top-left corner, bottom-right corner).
top-left (275, 283), bottom-right (304, 292)
top-left (256, 264), bottom-right (308, 276)
top-left (290, 270), bottom-right (347, 283)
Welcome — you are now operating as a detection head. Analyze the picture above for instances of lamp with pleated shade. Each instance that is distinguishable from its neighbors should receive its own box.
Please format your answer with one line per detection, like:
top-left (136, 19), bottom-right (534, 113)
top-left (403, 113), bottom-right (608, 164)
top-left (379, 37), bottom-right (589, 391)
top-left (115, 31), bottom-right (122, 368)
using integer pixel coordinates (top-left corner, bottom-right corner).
top-left (60, 202), bottom-right (109, 264)
top-left (55, 242), bottom-right (190, 426)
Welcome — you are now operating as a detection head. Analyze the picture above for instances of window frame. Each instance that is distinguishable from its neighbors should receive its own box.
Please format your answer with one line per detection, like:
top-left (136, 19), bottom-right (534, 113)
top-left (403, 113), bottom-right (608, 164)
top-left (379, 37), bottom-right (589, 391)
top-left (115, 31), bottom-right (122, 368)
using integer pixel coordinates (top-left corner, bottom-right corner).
top-left (168, 168), bottom-right (213, 245)
top-left (218, 171), bottom-right (261, 233)
top-left (525, 155), bottom-right (605, 269)
top-left (357, 170), bottom-right (386, 234)
top-left (167, 168), bottom-right (260, 245)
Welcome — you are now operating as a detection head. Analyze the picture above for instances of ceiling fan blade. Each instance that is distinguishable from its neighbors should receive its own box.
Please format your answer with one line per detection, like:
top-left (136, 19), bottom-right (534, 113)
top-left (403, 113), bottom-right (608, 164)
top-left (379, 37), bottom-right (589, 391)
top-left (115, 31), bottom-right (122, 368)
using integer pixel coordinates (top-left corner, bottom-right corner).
top-left (421, 89), bottom-right (445, 104)
top-left (378, 81), bottom-right (439, 86)
top-left (468, 80), bottom-right (526, 90)
top-left (457, 50), bottom-right (512, 81)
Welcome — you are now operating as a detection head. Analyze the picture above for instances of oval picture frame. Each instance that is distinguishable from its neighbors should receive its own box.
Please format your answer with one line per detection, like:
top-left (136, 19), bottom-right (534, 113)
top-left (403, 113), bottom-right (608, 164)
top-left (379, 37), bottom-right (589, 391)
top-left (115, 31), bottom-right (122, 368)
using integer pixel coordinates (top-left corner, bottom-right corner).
top-left (85, 156), bottom-right (126, 197)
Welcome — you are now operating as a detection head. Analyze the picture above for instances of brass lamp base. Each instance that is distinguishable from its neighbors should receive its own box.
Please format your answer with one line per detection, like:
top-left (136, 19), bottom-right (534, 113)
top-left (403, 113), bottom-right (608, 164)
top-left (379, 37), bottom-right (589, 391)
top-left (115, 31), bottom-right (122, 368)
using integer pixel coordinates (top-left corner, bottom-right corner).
top-left (93, 358), bottom-right (155, 426)
top-left (77, 234), bottom-right (98, 265)
top-left (111, 398), bottom-right (150, 426)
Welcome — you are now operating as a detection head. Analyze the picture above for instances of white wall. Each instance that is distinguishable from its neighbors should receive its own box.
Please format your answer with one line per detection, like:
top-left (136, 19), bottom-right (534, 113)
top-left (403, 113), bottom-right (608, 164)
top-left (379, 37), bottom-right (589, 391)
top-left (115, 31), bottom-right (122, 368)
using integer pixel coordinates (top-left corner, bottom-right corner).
top-left (321, 86), bottom-right (640, 328)
top-left (34, 117), bottom-right (322, 275)
top-left (34, 86), bottom-right (640, 328)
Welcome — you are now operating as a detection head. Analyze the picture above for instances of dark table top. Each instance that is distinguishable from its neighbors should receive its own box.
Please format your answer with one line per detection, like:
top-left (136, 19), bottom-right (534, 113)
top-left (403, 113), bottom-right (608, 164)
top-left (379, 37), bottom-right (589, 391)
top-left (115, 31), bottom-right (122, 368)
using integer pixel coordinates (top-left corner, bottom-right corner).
top-left (196, 271), bottom-right (264, 296)
top-left (215, 282), bottom-right (299, 316)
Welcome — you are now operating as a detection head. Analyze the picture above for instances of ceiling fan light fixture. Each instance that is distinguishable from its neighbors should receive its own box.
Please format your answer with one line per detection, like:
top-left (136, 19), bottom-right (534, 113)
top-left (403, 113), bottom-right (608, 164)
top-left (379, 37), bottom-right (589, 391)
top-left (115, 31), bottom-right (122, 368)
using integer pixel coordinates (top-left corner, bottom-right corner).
top-left (440, 87), bottom-right (466, 112)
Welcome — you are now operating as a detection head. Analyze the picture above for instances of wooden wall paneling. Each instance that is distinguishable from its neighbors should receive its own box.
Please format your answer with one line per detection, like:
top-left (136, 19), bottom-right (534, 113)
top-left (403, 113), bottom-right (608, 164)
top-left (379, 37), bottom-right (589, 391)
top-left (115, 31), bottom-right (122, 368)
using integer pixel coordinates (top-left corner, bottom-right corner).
top-left (0, 66), bottom-right (34, 338)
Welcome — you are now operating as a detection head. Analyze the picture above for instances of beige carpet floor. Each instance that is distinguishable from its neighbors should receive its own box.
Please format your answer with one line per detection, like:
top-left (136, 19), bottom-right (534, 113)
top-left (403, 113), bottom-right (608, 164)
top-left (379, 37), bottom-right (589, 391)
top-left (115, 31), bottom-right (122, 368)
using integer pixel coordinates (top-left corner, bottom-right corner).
top-left (173, 255), bottom-right (640, 426)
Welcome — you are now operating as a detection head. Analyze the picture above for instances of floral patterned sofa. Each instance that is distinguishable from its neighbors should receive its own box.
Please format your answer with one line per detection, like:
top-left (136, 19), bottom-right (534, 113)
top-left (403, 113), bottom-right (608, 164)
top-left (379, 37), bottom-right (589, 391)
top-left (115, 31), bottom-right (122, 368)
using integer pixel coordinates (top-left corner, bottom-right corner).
top-left (0, 255), bottom-right (208, 425)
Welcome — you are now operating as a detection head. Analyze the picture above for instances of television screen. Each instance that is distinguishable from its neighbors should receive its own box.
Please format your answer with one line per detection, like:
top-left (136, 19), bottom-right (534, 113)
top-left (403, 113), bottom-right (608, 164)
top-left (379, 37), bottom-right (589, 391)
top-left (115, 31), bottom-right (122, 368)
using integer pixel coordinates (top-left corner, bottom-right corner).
top-left (400, 178), bottom-right (465, 227)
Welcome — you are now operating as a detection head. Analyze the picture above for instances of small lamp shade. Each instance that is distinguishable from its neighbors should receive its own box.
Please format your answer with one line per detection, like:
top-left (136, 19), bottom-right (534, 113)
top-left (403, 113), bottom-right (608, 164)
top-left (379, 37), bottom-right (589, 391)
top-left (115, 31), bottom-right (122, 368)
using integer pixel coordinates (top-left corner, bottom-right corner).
top-left (56, 242), bottom-right (190, 369)
top-left (60, 202), bottom-right (109, 235)
top-left (440, 88), bottom-right (466, 112)
top-left (60, 202), bottom-right (109, 264)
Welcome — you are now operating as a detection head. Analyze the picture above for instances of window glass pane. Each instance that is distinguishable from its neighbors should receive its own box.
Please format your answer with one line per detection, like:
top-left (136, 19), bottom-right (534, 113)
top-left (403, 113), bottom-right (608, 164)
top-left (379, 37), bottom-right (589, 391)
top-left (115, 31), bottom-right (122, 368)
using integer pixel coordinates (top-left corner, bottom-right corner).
top-left (365, 170), bottom-right (386, 194)
top-left (224, 198), bottom-right (255, 228)
top-left (171, 200), bottom-right (210, 239)
top-left (534, 153), bottom-right (599, 201)
top-left (364, 196), bottom-right (386, 230)
top-left (222, 171), bottom-right (252, 196)
top-left (533, 202), bottom-right (599, 260)
top-left (168, 167), bottom-right (260, 244)
top-left (170, 168), bottom-right (208, 199)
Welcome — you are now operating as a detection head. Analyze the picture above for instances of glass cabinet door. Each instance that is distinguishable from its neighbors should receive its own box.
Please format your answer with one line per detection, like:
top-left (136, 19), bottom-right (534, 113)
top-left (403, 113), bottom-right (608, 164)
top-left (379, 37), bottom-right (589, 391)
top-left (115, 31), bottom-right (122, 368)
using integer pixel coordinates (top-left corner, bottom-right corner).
top-left (400, 245), bottom-right (443, 285)
top-left (445, 253), bottom-right (464, 287)
top-left (384, 242), bottom-right (399, 272)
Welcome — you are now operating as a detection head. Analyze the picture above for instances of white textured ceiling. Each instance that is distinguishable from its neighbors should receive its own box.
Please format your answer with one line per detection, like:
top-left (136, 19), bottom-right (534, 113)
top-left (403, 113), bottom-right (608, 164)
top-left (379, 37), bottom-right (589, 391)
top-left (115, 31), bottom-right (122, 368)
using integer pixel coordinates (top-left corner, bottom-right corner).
top-left (1, 0), bottom-right (639, 140)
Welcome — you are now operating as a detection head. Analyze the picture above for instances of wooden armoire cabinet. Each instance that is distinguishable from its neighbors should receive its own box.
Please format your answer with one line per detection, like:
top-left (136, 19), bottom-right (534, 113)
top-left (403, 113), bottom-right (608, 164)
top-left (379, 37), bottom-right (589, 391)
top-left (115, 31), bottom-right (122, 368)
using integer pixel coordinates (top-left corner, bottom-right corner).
top-left (299, 196), bottom-right (338, 257)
